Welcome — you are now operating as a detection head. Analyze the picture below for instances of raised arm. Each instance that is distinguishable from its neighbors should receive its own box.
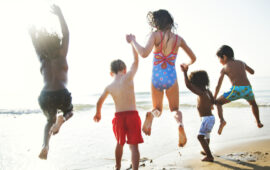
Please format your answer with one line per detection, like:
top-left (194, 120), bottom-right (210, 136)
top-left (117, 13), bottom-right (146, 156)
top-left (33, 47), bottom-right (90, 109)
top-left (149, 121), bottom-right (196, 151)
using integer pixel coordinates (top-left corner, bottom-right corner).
top-left (125, 34), bottom-right (139, 79)
top-left (93, 88), bottom-right (109, 122)
top-left (130, 33), bottom-right (155, 58)
top-left (244, 63), bottom-right (255, 75)
top-left (51, 5), bottom-right (69, 57)
top-left (180, 64), bottom-right (203, 96)
top-left (180, 37), bottom-right (196, 67)
top-left (214, 69), bottom-right (225, 99)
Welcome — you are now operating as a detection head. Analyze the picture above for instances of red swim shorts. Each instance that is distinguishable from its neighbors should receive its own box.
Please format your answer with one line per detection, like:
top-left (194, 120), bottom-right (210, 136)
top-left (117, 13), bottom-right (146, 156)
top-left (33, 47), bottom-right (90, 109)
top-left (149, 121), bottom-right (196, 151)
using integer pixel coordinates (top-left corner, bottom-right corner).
top-left (112, 110), bottom-right (144, 145)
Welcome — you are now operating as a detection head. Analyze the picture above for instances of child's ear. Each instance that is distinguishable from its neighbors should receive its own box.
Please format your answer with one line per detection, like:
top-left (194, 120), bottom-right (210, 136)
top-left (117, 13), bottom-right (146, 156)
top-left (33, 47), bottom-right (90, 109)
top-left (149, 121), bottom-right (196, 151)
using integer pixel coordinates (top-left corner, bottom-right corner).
top-left (223, 55), bottom-right (227, 60)
top-left (110, 72), bottom-right (114, 77)
top-left (123, 69), bottom-right (127, 74)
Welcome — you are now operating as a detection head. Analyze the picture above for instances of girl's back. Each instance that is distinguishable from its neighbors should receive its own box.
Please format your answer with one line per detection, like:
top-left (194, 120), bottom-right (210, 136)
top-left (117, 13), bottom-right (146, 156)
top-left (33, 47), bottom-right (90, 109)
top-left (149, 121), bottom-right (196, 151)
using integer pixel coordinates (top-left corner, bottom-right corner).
top-left (153, 31), bottom-right (180, 55)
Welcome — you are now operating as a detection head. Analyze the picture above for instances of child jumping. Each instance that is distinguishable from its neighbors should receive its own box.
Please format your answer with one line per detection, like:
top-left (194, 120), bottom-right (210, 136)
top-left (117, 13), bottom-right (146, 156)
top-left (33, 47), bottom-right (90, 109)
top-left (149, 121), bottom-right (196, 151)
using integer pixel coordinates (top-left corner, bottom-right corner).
top-left (93, 35), bottom-right (143, 170)
top-left (214, 45), bottom-right (263, 135)
top-left (129, 9), bottom-right (196, 147)
top-left (181, 65), bottom-right (215, 162)
top-left (29, 5), bottom-right (73, 160)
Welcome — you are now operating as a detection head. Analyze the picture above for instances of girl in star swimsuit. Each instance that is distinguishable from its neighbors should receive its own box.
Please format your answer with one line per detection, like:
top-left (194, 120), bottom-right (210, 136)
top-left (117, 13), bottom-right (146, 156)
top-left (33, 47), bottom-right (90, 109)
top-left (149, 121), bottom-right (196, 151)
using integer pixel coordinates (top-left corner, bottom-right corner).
top-left (129, 9), bottom-right (196, 147)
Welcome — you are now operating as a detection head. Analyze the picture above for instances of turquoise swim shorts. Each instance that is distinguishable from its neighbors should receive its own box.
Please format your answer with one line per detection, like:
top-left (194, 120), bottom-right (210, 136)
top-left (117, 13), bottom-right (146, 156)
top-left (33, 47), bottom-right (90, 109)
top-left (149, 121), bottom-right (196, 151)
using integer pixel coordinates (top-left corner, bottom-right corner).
top-left (223, 85), bottom-right (254, 101)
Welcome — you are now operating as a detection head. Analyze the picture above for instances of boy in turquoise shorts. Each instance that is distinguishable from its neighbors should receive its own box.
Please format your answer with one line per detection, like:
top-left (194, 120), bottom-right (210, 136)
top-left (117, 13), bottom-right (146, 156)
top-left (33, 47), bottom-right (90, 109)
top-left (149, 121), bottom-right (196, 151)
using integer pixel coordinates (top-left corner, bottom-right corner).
top-left (214, 45), bottom-right (263, 135)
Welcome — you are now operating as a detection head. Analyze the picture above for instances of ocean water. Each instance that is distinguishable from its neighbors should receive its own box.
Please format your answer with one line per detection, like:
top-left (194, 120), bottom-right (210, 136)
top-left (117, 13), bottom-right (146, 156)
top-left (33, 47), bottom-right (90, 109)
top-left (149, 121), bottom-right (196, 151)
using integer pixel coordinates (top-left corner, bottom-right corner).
top-left (0, 77), bottom-right (270, 170)
top-left (1, 84), bottom-right (270, 115)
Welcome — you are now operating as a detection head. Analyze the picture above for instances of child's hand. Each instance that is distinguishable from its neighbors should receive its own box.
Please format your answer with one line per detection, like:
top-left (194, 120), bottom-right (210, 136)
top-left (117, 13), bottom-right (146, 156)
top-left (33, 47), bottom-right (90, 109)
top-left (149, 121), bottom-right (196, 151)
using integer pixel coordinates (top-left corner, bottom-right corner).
top-left (51, 4), bottom-right (62, 16)
top-left (180, 64), bottom-right (188, 72)
top-left (93, 113), bottom-right (101, 122)
top-left (126, 34), bottom-right (135, 43)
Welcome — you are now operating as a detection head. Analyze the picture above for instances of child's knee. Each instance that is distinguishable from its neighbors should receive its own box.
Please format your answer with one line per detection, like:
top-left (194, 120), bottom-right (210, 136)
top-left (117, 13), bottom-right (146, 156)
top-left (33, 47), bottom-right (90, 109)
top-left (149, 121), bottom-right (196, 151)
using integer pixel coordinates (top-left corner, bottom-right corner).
top-left (129, 144), bottom-right (139, 152)
top-left (47, 116), bottom-right (56, 124)
top-left (197, 135), bottom-right (204, 141)
top-left (170, 106), bottom-right (179, 112)
top-left (151, 109), bottom-right (162, 117)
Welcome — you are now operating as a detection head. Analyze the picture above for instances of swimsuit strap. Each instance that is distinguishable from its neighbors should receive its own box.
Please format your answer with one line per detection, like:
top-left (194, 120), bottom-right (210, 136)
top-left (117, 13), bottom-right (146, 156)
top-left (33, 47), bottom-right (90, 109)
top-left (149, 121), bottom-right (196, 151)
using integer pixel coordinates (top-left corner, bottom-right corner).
top-left (159, 32), bottom-right (178, 54)
top-left (171, 35), bottom-right (178, 53)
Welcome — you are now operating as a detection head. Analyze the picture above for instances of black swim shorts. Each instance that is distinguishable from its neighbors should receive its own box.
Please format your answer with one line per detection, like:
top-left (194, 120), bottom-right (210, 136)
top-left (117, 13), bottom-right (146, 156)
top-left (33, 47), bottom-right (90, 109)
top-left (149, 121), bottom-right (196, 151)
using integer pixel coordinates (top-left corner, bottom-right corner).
top-left (38, 88), bottom-right (73, 117)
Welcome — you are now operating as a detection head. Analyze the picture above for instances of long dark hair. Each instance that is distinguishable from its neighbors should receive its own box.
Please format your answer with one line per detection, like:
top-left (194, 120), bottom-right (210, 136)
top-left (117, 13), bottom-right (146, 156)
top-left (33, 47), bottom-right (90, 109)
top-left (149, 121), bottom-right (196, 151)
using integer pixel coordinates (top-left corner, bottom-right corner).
top-left (147, 9), bottom-right (175, 32)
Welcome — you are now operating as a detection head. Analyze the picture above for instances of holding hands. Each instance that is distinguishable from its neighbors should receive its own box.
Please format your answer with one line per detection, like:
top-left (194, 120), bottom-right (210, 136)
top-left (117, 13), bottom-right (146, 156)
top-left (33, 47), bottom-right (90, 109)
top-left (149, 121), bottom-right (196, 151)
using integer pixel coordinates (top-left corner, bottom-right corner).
top-left (126, 34), bottom-right (135, 43)
top-left (180, 64), bottom-right (189, 72)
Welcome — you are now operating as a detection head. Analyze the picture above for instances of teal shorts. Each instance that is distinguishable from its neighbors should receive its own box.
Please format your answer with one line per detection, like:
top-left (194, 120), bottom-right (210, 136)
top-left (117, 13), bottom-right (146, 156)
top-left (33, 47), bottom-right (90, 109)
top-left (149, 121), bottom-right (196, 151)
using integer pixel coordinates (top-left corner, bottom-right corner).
top-left (223, 85), bottom-right (254, 101)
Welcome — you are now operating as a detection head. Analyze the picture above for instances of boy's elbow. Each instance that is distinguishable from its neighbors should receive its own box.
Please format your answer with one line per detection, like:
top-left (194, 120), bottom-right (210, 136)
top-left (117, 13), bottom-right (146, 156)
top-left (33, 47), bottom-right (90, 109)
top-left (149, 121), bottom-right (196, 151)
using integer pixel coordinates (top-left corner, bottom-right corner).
top-left (192, 56), bottom-right (196, 63)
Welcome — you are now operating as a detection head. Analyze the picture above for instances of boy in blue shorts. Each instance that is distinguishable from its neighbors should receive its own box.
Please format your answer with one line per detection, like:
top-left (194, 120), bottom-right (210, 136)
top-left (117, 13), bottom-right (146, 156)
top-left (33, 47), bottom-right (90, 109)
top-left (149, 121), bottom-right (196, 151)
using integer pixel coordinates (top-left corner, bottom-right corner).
top-left (181, 65), bottom-right (215, 162)
top-left (214, 45), bottom-right (263, 135)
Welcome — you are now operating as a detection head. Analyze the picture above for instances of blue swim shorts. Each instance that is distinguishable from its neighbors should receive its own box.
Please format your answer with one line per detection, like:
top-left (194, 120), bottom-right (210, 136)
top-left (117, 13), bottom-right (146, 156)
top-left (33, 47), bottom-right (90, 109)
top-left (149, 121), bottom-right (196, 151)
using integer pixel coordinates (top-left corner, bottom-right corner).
top-left (199, 115), bottom-right (215, 139)
top-left (223, 85), bottom-right (254, 101)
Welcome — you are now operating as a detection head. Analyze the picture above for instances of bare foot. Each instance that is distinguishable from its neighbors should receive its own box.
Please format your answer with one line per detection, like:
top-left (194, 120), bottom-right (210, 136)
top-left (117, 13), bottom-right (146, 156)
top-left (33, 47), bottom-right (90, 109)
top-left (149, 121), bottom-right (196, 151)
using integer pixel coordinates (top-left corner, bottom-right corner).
top-left (218, 120), bottom-right (226, 135)
top-left (257, 122), bottom-right (263, 128)
top-left (142, 112), bottom-right (153, 136)
top-left (201, 156), bottom-right (214, 162)
top-left (39, 146), bottom-right (49, 160)
top-left (200, 151), bottom-right (206, 156)
top-left (50, 115), bottom-right (65, 135)
top-left (178, 126), bottom-right (187, 147)
top-left (64, 111), bottom-right (73, 121)
top-left (114, 166), bottom-right (120, 170)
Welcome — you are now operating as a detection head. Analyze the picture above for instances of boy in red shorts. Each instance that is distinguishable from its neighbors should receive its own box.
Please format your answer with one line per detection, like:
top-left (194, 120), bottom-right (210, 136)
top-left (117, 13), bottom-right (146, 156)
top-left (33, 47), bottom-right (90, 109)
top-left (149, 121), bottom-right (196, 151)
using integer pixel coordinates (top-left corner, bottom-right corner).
top-left (93, 34), bottom-right (143, 170)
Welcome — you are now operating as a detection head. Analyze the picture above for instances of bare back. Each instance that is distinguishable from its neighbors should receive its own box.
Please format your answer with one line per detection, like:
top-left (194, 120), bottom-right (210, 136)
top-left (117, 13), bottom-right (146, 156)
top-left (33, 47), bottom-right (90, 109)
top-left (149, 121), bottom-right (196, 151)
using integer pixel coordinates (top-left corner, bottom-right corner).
top-left (223, 60), bottom-right (251, 86)
top-left (107, 75), bottom-right (136, 112)
top-left (197, 90), bottom-right (214, 117)
top-left (40, 52), bottom-right (68, 91)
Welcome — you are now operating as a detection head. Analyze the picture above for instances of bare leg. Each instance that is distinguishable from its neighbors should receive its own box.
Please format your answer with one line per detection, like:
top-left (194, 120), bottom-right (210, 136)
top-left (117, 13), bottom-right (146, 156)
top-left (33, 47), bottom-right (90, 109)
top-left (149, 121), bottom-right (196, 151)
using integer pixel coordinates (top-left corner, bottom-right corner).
top-left (115, 143), bottom-right (123, 170)
top-left (216, 96), bottom-right (230, 135)
top-left (50, 111), bottom-right (73, 135)
top-left (39, 114), bottom-right (56, 160)
top-left (247, 100), bottom-right (263, 128)
top-left (129, 144), bottom-right (140, 170)
top-left (142, 112), bottom-right (154, 136)
top-left (142, 84), bottom-right (164, 136)
top-left (197, 135), bottom-right (213, 162)
top-left (201, 138), bottom-right (210, 155)
top-left (166, 81), bottom-right (187, 147)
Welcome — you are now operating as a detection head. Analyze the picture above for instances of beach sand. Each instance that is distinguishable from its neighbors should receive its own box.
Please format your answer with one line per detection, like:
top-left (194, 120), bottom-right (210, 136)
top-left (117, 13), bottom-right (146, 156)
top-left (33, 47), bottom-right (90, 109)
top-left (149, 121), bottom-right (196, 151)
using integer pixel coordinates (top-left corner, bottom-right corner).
top-left (138, 139), bottom-right (270, 170)
top-left (186, 139), bottom-right (270, 170)
top-left (0, 106), bottom-right (269, 170)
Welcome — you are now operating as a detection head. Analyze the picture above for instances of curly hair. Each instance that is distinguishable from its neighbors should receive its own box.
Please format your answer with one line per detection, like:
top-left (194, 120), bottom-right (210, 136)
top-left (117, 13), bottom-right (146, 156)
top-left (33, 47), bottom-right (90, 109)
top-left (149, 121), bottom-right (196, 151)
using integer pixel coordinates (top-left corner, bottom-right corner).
top-left (147, 9), bottom-right (175, 31)
top-left (189, 70), bottom-right (209, 88)
top-left (30, 28), bottom-right (61, 59)
top-left (110, 59), bottom-right (126, 74)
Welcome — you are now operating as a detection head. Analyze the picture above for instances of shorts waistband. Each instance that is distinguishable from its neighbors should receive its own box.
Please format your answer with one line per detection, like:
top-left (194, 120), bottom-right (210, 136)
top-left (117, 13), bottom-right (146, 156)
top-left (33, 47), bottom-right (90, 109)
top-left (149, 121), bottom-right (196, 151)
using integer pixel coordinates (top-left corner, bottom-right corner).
top-left (41, 88), bottom-right (68, 94)
top-left (115, 110), bottom-right (138, 116)
top-left (201, 115), bottom-right (214, 118)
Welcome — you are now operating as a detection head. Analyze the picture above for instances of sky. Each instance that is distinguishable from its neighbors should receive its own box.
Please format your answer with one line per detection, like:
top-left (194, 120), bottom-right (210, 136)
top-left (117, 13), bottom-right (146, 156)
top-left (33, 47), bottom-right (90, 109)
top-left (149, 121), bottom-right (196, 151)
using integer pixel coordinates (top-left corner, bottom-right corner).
top-left (0, 0), bottom-right (269, 99)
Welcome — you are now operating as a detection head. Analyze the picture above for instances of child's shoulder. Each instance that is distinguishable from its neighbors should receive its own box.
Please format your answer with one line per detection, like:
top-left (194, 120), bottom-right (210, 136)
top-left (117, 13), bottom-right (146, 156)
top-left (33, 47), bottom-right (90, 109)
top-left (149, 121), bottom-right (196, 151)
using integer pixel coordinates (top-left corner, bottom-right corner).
top-left (152, 31), bottom-right (181, 38)
top-left (238, 59), bottom-right (246, 65)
